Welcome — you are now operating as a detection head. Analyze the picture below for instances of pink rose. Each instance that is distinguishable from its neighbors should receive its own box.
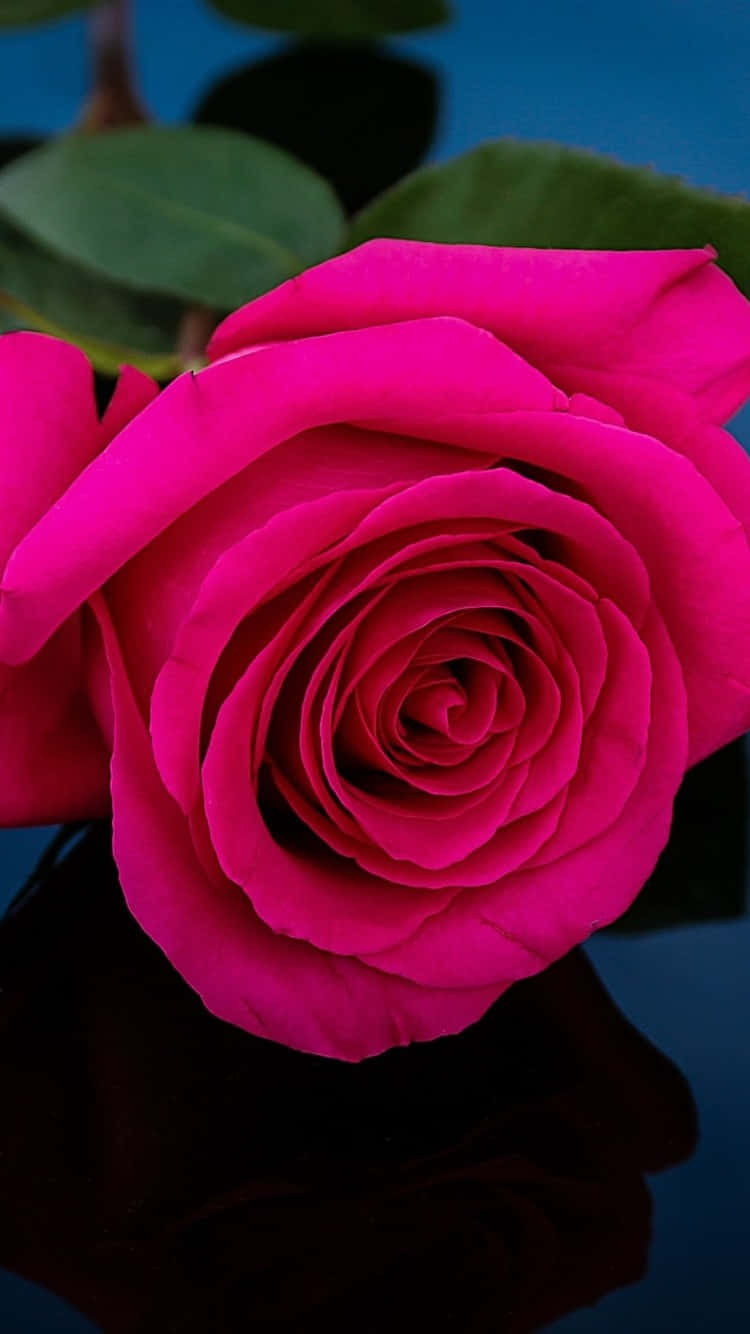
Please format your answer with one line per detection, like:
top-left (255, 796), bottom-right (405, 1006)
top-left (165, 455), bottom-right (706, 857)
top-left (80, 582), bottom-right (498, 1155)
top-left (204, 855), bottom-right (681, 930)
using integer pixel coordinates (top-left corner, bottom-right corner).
top-left (2, 241), bottom-right (750, 1059)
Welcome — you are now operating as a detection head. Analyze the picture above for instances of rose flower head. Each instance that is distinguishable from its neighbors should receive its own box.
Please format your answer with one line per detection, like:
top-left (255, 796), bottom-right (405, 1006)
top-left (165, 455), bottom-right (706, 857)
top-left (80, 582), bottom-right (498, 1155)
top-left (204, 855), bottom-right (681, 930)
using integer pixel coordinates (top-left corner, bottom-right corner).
top-left (1, 241), bottom-right (750, 1059)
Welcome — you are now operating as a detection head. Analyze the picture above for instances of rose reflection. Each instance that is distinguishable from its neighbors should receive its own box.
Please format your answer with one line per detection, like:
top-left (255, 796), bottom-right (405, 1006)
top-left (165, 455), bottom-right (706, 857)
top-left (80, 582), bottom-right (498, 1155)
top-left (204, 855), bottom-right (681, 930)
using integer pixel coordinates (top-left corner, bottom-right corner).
top-left (0, 829), bottom-right (697, 1333)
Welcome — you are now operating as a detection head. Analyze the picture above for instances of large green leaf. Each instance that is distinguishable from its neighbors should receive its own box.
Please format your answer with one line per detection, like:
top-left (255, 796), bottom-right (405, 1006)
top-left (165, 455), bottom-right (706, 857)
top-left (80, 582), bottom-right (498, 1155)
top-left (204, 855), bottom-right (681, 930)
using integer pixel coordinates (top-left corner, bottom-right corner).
top-left (209, 0), bottom-right (450, 37)
top-left (0, 220), bottom-right (181, 378)
top-left (349, 140), bottom-right (750, 296)
top-left (0, 0), bottom-right (94, 24)
top-left (0, 126), bottom-right (345, 308)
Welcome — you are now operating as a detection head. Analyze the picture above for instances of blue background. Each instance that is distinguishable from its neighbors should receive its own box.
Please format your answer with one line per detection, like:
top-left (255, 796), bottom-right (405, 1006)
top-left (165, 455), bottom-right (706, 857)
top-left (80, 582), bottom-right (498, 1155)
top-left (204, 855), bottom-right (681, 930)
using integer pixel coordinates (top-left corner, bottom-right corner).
top-left (1, 1), bottom-right (749, 1329)
top-left (0, 0), bottom-right (749, 198)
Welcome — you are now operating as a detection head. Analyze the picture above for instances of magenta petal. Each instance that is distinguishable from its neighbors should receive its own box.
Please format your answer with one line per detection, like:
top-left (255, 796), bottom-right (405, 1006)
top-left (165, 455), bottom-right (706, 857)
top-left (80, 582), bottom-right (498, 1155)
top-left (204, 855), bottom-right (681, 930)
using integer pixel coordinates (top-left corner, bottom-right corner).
top-left (597, 254), bottom-right (750, 422)
top-left (0, 332), bottom-right (100, 571)
top-left (107, 423), bottom-right (492, 709)
top-left (503, 636), bottom-right (582, 822)
top-left (526, 598), bottom-right (653, 865)
top-left (201, 662), bottom-right (458, 953)
top-left (150, 485), bottom-right (393, 812)
top-left (0, 619), bottom-right (109, 824)
top-left (396, 410), bottom-right (750, 764)
top-left (151, 467), bottom-right (601, 813)
top-left (210, 239), bottom-right (750, 421)
top-left (98, 364), bottom-right (159, 443)
top-left (359, 607), bottom-right (687, 988)
top-left (0, 345), bottom-right (156, 823)
top-left (0, 318), bottom-right (562, 665)
top-left (92, 591), bottom-right (504, 1061)
top-left (402, 672), bottom-right (464, 733)
top-left (550, 363), bottom-right (750, 535)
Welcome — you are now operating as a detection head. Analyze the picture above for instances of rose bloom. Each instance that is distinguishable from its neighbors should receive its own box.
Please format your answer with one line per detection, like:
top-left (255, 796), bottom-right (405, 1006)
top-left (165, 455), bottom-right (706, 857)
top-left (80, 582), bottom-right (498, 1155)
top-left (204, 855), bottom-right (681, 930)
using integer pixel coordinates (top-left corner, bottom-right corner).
top-left (2, 241), bottom-right (750, 1059)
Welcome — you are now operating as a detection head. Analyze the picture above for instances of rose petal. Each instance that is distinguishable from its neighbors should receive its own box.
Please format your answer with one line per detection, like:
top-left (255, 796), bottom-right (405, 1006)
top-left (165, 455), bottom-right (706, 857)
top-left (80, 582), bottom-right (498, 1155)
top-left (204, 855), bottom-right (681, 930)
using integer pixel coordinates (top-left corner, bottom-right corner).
top-left (202, 659), bottom-right (459, 953)
top-left (382, 409), bottom-right (750, 763)
top-left (210, 239), bottom-right (750, 421)
top-left (0, 332), bottom-right (100, 570)
top-left (524, 598), bottom-right (652, 865)
top-left (0, 620), bottom-right (109, 824)
top-left (153, 466), bottom-right (646, 848)
top-left (0, 346), bottom-right (156, 823)
top-left (98, 364), bottom-right (159, 443)
top-left (359, 607), bottom-right (686, 987)
top-left (107, 423), bottom-right (492, 710)
top-left (151, 486), bottom-right (398, 813)
top-left (548, 364), bottom-right (750, 534)
top-left (0, 318), bottom-right (563, 664)
top-left (91, 594), bottom-right (502, 1060)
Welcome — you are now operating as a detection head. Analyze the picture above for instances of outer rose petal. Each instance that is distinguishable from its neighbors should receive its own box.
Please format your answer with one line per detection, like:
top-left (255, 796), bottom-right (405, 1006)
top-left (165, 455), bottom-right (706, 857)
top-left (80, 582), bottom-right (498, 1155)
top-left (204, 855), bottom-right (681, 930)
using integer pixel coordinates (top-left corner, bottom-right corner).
top-left (91, 592), bottom-right (502, 1062)
top-left (0, 319), bottom-right (563, 666)
top-left (98, 364), bottom-right (160, 441)
top-left (0, 623), bottom-right (109, 824)
top-left (209, 240), bottom-right (750, 422)
top-left (0, 332), bottom-right (100, 568)
top-left (546, 364), bottom-right (750, 535)
top-left (0, 340), bottom-right (157, 824)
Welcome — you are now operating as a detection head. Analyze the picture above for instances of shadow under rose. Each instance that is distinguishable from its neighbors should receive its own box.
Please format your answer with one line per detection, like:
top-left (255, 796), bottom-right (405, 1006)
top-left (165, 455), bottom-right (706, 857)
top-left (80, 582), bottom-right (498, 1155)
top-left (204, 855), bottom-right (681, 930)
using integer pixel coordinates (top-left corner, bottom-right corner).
top-left (0, 828), bottom-right (697, 1333)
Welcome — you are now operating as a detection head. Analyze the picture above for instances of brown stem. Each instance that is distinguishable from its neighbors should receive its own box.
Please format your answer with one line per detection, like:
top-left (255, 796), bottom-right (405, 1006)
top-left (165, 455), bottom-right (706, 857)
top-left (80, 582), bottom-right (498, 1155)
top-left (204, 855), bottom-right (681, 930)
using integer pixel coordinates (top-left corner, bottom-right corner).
top-left (83, 1), bottom-right (213, 371)
top-left (81, 0), bottom-right (147, 131)
top-left (177, 305), bottom-right (217, 370)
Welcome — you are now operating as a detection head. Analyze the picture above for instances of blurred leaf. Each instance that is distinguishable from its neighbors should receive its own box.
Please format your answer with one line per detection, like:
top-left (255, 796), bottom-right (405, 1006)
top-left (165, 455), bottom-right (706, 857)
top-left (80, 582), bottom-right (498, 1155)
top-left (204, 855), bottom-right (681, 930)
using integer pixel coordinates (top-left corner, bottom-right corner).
top-left (0, 145), bottom-right (37, 332)
top-left (349, 140), bottom-right (750, 297)
top-left (0, 0), bottom-right (94, 25)
top-left (0, 137), bottom-right (41, 170)
top-left (611, 738), bottom-right (747, 932)
top-left (0, 219), bottom-right (181, 377)
top-left (208, 0), bottom-right (450, 37)
top-left (0, 126), bottom-right (345, 308)
top-left (193, 42), bottom-right (438, 215)
top-left (0, 137), bottom-right (179, 375)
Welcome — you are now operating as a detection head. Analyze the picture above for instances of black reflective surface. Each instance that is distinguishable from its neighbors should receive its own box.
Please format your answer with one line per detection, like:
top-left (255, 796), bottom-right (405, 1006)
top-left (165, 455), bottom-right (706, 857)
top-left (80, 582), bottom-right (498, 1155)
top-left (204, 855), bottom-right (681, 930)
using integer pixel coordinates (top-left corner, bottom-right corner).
top-left (2, 1), bottom-right (750, 1329)
top-left (1, 747), bottom-right (747, 1331)
top-left (0, 825), bottom-right (700, 1333)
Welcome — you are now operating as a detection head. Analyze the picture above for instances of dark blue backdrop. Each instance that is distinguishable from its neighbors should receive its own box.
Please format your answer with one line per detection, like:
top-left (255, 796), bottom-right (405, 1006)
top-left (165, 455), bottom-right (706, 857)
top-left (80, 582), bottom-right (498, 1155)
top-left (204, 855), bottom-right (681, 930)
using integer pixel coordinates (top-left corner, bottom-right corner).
top-left (1, 3), bottom-right (749, 1329)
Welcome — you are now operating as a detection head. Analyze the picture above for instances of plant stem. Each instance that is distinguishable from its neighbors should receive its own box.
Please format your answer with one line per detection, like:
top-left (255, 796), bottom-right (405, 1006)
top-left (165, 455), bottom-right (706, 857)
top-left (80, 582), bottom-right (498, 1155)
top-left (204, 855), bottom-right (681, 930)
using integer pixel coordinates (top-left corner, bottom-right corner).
top-left (83, 0), bottom-right (146, 131)
top-left (85, 2), bottom-right (213, 369)
top-left (177, 305), bottom-right (217, 370)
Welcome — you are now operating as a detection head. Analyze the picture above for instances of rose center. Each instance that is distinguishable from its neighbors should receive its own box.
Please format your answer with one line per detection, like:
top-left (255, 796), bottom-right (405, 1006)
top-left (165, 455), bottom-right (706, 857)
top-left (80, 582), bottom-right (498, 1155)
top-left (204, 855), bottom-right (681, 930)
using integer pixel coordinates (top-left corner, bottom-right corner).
top-left (400, 663), bottom-right (467, 737)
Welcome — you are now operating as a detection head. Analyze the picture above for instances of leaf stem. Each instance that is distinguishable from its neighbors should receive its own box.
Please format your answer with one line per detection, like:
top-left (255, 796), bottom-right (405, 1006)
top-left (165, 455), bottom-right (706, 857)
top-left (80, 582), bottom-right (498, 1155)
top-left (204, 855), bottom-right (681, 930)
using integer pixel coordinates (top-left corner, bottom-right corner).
top-left (177, 304), bottom-right (216, 370)
top-left (84, 4), bottom-right (214, 370)
top-left (82, 0), bottom-right (147, 131)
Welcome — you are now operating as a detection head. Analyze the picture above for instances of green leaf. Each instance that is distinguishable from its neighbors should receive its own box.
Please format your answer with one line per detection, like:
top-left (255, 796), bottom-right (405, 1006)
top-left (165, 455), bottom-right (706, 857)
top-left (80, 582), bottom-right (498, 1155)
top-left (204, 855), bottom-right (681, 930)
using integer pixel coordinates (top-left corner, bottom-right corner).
top-left (0, 219), bottom-right (181, 378)
top-left (0, 0), bottom-right (94, 25)
top-left (0, 126), bottom-right (345, 308)
top-left (349, 139), bottom-right (750, 297)
top-left (208, 0), bottom-right (450, 37)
